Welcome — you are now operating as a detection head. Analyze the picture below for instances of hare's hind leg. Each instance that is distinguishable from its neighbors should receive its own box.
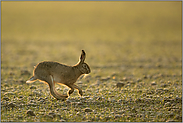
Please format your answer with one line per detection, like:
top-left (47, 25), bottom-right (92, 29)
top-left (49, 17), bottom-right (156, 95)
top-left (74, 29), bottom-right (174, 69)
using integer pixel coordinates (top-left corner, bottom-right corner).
top-left (73, 84), bottom-right (83, 96)
top-left (35, 70), bottom-right (68, 100)
top-left (49, 75), bottom-right (68, 100)
top-left (48, 75), bottom-right (68, 100)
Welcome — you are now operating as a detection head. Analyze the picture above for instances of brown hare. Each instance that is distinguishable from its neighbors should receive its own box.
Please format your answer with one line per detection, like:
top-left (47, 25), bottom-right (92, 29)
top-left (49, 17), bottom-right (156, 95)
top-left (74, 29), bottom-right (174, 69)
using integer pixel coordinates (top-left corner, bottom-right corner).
top-left (26, 50), bottom-right (91, 100)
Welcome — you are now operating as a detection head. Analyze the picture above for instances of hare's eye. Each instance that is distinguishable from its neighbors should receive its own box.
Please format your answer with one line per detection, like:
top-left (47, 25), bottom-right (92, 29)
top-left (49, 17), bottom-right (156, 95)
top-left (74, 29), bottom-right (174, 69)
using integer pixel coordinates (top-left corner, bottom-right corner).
top-left (82, 64), bottom-right (87, 68)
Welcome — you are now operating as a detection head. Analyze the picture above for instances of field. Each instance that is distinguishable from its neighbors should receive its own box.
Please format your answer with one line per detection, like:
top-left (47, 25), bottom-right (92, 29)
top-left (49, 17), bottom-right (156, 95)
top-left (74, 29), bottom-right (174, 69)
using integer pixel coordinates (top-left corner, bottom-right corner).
top-left (1, 1), bottom-right (182, 122)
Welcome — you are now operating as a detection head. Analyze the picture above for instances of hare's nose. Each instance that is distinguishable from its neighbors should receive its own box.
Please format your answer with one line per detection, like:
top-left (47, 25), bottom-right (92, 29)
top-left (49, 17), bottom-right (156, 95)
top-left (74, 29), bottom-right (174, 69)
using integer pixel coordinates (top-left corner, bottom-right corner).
top-left (88, 69), bottom-right (91, 74)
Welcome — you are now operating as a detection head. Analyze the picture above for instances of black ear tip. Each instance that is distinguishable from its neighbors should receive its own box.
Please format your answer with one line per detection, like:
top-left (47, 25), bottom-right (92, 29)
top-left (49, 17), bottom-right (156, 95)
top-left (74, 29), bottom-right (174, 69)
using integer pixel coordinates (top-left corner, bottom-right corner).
top-left (82, 50), bottom-right (85, 54)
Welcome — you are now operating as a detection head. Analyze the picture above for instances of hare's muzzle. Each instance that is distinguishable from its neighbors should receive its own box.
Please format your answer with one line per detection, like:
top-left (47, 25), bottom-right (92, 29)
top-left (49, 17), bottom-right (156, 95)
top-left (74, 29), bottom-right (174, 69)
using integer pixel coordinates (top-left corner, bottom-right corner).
top-left (86, 66), bottom-right (91, 74)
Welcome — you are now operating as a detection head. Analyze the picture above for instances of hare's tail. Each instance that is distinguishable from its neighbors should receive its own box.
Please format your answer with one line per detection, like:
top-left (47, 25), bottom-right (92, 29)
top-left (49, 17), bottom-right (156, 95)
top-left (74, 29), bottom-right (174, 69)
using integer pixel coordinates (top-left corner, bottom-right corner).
top-left (26, 76), bottom-right (37, 83)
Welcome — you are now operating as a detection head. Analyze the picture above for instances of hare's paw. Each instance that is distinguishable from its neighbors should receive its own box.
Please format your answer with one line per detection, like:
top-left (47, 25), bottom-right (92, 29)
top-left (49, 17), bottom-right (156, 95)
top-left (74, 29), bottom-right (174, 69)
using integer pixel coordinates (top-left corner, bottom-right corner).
top-left (68, 89), bottom-right (74, 95)
top-left (56, 95), bottom-right (68, 101)
top-left (57, 98), bottom-right (67, 101)
top-left (64, 95), bottom-right (69, 98)
top-left (79, 90), bottom-right (83, 96)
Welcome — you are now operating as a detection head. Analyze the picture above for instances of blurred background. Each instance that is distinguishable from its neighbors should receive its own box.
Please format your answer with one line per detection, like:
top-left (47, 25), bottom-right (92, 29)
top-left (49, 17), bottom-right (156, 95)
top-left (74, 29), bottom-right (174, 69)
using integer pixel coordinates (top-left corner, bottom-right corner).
top-left (2, 1), bottom-right (181, 68)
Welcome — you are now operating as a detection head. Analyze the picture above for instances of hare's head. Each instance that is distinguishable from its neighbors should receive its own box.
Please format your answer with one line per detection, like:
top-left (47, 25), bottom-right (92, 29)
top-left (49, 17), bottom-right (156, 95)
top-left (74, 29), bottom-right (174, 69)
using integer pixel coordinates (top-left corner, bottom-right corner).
top-left (77, 50), bottom-right (91, 74)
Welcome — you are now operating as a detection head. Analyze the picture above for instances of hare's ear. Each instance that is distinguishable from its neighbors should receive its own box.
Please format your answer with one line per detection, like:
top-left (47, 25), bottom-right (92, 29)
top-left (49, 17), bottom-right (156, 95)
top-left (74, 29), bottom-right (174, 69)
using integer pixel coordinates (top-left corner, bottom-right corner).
top-left (80, 50), bottom-right (86, 63)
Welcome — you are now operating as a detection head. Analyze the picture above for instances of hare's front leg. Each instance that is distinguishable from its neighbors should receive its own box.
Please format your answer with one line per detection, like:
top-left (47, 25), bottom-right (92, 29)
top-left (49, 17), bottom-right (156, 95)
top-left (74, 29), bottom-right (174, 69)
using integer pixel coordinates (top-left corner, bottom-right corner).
top-left (73, 84), bottom-right (83, 96)
top-left (65, 84), bottom-right (75, 96)
top-left (65, 84), bottom-right (83, 96)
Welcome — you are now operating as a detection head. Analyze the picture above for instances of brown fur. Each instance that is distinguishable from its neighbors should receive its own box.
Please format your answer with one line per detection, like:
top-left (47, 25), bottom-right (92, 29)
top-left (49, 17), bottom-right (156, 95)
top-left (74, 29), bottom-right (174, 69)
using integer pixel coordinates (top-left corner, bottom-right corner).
top-left (26, 50), bottom-right (91, 100)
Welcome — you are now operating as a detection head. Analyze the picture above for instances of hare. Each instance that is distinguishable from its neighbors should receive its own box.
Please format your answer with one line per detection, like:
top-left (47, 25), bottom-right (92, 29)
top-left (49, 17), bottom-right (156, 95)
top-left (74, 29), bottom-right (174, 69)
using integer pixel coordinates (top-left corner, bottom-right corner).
top-left (26, 50), bottom-right (91, 100)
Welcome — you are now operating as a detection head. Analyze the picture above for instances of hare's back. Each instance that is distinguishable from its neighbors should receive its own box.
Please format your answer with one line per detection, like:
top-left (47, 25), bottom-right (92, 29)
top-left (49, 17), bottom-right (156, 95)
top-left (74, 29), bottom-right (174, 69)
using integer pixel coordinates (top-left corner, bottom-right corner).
top-left (35, 61), bottom-right (71, 72)
top-left (35, 61), bottom-right (59, 69)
